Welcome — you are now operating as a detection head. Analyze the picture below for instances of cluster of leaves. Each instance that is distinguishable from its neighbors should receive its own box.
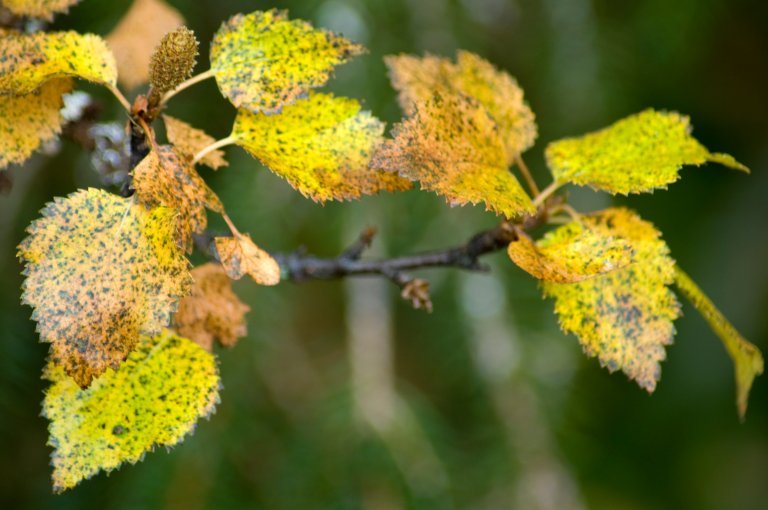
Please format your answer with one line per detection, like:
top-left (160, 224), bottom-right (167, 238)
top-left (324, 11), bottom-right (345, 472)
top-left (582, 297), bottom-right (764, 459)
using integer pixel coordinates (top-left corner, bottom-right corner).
top-left (1, 0), bottom-right (763, 493)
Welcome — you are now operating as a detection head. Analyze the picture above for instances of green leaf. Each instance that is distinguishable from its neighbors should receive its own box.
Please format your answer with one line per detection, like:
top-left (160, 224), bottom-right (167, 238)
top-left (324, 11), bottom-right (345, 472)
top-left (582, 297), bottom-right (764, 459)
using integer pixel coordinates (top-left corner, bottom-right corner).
top-left (542, 208), bottom-right (681, 391)
top-left (673, 267), bottom-right (764, 420)
top-left (43, 331), bottom-right (220, 492)
top-left (545, 109), bottom-right (749, 194)
top-left (18, 189), bottom-right (192, 388)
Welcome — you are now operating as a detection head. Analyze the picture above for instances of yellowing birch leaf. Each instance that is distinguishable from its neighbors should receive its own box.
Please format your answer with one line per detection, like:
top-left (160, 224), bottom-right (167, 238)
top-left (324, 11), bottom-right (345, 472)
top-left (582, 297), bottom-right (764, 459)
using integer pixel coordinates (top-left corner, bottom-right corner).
top-left (210, 9), bottom-right (365, 113)
top-left (232, 92), bottom-right (410, 201)
top-left (542, 208), bottom-right (681, 392)
top-left (131, 146), bottom-right (223, 253)
top-left (508, 222), bottom-right (634, 283)
top-left (163, 115), bottom-right (227, 170)
top-left (545, 109), bottom-right (749, 194)
top-left (371, 92), bottom-right (535, 218)
top-left (0, 77), bottom-right (72, 170)
top-left (386, 51), bottom-right (537, 162)
top-left (18, 189), bottom-right (192, 388)
top-left (214, 234), bottom-right (280, 286)
top-left (174, 263), bottom-right (250, 351)
top-left (2, 0), bottom-right (79, 20)
top-left (674, 267), bottom-right (764, 419)
top-left (0, 30), bottom-right (117, 94)
top-left (43, 331), bottom-right (220, 493)
top-left (106, 0), bottom-right (185, 90)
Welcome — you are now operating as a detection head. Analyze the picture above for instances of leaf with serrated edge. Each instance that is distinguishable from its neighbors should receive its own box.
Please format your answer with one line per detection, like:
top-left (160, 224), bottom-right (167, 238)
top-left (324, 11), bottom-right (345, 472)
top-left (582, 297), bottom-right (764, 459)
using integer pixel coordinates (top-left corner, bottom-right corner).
top-left (43, 331), bottom-right (220, 492)
top-left (210, 9), bottom-right (364, 113)
top-left (215, 234), bottom-right (280, 286)
top-left (674, 267), bottom-right (764, 420)
top-left (0, 78), bottom-right (72, 170)
top-left (545, 109), bottom-right (749, 194)
top-left (174, 263), bottom-right (250, 351)
top-left (131, 146), bottom-right (223, 253)
top-left (371, 92), bottom-right (534, 218)
top-left (542, 208), bottom-right (681, 392)
top-left (508, 222), bottom-right (634, 283)
top-left (386, 51), bottom-right (537, 163)
top-left (233, 92), bottom-right (410, 201)
top-left (18, 189), bottom-right (192, 388)
top-left (106, 0), bottom-right (185, 90)
top-left (0, 30), bottom-right (117, 94)
top-left (3, 0), bottom-right (79, 20)
top-left (163, 115), bottom-right (227, 170)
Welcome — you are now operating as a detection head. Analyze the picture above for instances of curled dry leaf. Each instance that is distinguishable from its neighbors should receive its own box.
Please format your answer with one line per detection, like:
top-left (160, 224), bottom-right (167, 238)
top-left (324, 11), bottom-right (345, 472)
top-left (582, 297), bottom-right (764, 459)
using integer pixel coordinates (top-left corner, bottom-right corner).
top-left (106, 0), bottom-right (185, 90)
top-left (174, 263), bottom-right (250, 351)
top-left (163, 115), bottom-right (227, 170)
top-left (215, 234), bottom-right (281, 286)
top-left (18, 189), bottom-right (192, 388)
top-left (43, 331), bottom-right (220, 492)
top-left (401, 279), bottom-right (433, 313)
top-left (210, 9), bottom-right (365, 113)
top-left (2, 0), bottom-right (80, 21)
top-left (232, 92), bottom-right (410, 201)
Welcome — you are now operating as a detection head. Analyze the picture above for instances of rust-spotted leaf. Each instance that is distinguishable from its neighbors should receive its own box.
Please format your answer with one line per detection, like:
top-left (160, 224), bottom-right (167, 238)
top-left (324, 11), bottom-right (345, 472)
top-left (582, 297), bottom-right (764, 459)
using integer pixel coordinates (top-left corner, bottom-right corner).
top-left (43, 331), bottom-right (220, 493)
top-left (0, 30), bottom-right (117, 94)
top-left (131, 146), bottom-right (223, 253)
top-left (163, 115), bottom-right (227, 170)
top-left (371, 92), bottom-right (534, 218)
top-left (542, 208), bottom-right (681, 392)
top-left (674, 267), bottom-right (764, 419)
top-left (215, 234), bottom-right (280, 286)
top-left (508, 222), bottom-right (634, 283)
top-left (210, 9), bottom-right (364, 113)
top-left (18, 189), bottom-right (192, 388)
top-left (386, 51), bottom-right (537, 163)
top-left (106, 0), bottom-right (185, 90)
top-left (232, 92), bottom-right (410, 201)
top-left (2, 0), bottom-right (79, 20)
top-left (0, 78), bottom-right (72, 170)
top-left (545, 109), bottom-right (749, 194)
top-left (174, 263), bottom-right (250, 351)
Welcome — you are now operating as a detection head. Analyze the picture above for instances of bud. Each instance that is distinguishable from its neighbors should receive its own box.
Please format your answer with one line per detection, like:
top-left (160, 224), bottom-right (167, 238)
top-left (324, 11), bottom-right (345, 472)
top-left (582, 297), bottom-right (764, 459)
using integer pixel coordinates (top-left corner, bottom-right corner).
top-left (149, 26), bottom-right (199, 98)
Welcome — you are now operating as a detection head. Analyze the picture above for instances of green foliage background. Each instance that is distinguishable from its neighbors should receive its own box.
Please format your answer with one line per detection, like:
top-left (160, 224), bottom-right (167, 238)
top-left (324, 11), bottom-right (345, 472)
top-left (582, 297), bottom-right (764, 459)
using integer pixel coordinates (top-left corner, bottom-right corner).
top-left (1, 0), bottom-right (767, 508)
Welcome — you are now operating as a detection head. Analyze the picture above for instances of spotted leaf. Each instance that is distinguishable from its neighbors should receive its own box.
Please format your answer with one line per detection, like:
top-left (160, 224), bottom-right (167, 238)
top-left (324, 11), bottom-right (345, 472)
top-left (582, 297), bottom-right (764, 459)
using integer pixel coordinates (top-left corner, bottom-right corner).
top-left (2, 0), bottom-right (79, 20)
top-left (386, 51), bottom-right (537, 163)
top-left (545, 109), bottom-right (749, 194)
top-left (0, 30), bottom-right (117, 94)
top-left (43, 330), bottom-right (220, 492)
top-left (18, 189), bottom-right (192, 388)
top-left (163, 115), bottom-right (227, 170)
top-left (214, 234), bottom-right (280, 286)
top-left (0, 77), bottom-right (72, 170)
top-left (371, 92), bottom-right (534, 218)
top-left (210, 9), bottom-right (364, 113)
top-left (174, 263), bottom-right (250, 351)
top-left (232, 92), bottom-right (409, 201)
top-left (131, 146), bottom-right (223, 253)
top-left (542, 208), bottom-right (681, 392)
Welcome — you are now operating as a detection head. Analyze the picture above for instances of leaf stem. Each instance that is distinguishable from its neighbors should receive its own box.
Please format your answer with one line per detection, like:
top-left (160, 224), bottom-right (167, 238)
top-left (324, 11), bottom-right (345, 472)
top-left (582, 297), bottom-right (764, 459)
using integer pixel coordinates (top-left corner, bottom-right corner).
top-left (159, 69), bottom-right (216, 106)
top-left (221, 211), bottom-right (241, 238)
top-left (192, 135), bottom-right (237, 165)
top-left (106, 83), bottom-right (132, 112)
top-left (532, 180), bottom-right (561, 208)
top-left (514, 155), bottom-right (540, 196)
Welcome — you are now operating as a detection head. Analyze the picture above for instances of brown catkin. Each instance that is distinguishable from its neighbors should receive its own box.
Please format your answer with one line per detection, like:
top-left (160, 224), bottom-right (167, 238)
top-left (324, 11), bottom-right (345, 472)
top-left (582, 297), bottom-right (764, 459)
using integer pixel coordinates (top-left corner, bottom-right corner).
top-left (149, 26), bottom-right (199, 98)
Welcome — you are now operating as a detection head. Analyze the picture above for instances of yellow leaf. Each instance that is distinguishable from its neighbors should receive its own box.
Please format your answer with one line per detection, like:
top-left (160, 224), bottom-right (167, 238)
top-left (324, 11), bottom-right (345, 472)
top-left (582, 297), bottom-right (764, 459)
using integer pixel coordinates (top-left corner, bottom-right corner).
top-left (508, 222), bottom-right (635, 283)
top-left (542, 208), bottom-right (681, 392)
top-left (106, 0), bottom-right (185, 90)
top-left (0, 30), bottom-right (117, 94)
top-left (163, 115), bottom-right (227, 170)
top-left (232, 92), bottom-right (410, 202)
top-left (545, 109), bottom-right (749, 194)
top-left (131, 146), bottom-right (223, 253)
top-left (673, 267), bottom-right (764, 420)
top-left (214, 234), bottom-right (280, 286)
top-left (371, 92), bottom-right (535, 218)
top-left (174, 263), bottom-right (250, 351)
top-left (43, 330), bottom-right (220, 493)
top-left (210, 9), bottom-right (365, 113)
top-left (0, 77), bottom-right (72, 170)
top-left (2, 0), bottom-right (79, 20)
top-left (386, 51), bottom-right (537, 163)
top-left (18, 189), bottom-right (192, 388)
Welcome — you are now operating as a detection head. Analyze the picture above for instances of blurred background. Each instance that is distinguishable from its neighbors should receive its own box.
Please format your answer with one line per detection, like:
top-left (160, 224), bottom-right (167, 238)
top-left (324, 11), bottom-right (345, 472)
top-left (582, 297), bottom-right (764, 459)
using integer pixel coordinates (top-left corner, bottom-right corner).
top-left (1, 0), bottom-right (767, 508)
